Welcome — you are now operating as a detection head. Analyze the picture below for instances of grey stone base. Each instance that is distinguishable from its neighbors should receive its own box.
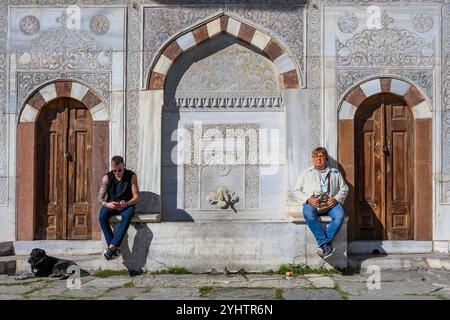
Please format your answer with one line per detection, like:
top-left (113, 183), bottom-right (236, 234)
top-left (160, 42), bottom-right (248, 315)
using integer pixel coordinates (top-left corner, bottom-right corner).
top-left (104, 221), bottom-right (347, 272)
top-left (9, 221), bottom-right (347, 273)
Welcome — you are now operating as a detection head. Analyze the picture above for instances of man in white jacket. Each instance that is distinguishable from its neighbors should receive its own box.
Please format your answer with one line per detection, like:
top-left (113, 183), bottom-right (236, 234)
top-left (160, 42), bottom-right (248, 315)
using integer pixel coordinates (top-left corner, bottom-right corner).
top-left (295, 147), bottom-right (349, 258)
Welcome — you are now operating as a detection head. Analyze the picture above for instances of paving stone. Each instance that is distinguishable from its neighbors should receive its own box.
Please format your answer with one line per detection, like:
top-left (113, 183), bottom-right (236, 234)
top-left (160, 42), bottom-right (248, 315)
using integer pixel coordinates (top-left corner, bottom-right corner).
top-left (207, 288), bottom-right (277, 300)
top-left (57, 286), bottom-right (106, 299)
top-left (0, 270), bottom-right (450, 300)
top-left (98, 287), bottom-right (147, 300)
top-left (0, 282), bottom-right (46, 295)
top-left (134, 287), bottom-right (201, 300)
top-left (27, 281), bottom-right (70, 297)
top-left (284, 288), bottom-right (342, 300)
top-left (0, 294), bottom-right (23, 300)
top-left (305, 276), bottom-right (335, 288)
top-left (335, 276), bottom-right (438, 297)
top-left (348, 294), bottom-right (442, 300)
top-left (81, 276), bottom-right (132, 289)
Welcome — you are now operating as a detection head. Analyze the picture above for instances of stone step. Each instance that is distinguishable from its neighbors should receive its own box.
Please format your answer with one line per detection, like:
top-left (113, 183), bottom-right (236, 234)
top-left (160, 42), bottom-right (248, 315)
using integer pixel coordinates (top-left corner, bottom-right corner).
top-left (0, 242), bottom-right (14, 257)
top-left (348, 240), bottom-right (433, 254)
top-left (348, 254), bottom-right (450, 271)
top-left (0, 254), bottom-right (124, 275)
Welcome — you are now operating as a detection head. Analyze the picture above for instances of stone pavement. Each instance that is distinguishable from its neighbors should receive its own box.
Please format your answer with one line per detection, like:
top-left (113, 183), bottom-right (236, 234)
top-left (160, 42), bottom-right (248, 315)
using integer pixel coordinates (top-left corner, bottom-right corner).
top-left (1, 269), bottom-right (450, 300)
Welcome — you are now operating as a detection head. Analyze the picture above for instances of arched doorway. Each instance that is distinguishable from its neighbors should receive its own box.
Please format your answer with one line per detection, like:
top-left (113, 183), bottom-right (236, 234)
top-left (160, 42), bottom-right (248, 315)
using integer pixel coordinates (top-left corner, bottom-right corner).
top-left (17, 80), bottom-right (110, 240)
top-left (354, 93), bottom-right (414, 240)
top-left (338, 77), bottom-right (433, 241)
top-left (35, 98), bottom-right (93, 240)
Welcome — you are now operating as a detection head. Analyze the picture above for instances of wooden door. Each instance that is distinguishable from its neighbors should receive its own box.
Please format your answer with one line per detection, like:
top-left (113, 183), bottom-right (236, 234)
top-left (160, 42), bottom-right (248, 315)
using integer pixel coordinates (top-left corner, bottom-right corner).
top-left (354, 93), bottom-right (414, 240)
top-left (36, 98), bottom-right (92, 240)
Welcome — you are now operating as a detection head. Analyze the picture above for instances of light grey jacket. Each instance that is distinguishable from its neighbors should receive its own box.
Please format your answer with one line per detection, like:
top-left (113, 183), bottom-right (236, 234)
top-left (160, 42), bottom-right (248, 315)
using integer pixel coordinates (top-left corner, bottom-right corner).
top-left (294, 166), bottom-right (349, 205)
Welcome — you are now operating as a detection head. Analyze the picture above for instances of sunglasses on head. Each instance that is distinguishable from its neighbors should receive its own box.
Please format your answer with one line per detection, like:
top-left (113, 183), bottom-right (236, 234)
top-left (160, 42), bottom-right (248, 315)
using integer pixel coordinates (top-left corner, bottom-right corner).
top-left (112, 169), bottom-right (123, 173)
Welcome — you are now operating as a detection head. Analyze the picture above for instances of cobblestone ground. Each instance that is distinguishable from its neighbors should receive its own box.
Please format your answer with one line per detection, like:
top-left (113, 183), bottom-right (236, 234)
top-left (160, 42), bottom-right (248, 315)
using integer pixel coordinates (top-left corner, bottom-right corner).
top-left (0, 270), bottom-right (450, 300)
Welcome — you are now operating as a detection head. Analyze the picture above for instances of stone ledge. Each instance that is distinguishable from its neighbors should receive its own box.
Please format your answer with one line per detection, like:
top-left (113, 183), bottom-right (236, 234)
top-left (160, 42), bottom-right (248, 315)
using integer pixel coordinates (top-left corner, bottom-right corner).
top-left (287, 216), bottom-right (349, 224)
top-left (348, 254), bottom-right (450, 271)
top-left (349, 240), bottom-right (433, 254)
top-left (109, 213), bottom-right (161, 223)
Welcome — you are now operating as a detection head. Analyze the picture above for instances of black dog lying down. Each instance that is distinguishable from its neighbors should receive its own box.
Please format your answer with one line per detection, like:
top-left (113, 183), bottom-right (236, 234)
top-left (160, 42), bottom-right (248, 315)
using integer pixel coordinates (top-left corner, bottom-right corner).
top-left (15, 248), bottom-right (90, 280)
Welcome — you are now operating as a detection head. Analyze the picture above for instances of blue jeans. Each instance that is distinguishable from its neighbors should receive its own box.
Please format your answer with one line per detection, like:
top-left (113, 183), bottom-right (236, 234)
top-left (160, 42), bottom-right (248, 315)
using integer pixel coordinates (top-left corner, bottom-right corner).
top-left (303, 203), bottom-right (345, 247)
top-left (99, 205), bottom-right (135, 247)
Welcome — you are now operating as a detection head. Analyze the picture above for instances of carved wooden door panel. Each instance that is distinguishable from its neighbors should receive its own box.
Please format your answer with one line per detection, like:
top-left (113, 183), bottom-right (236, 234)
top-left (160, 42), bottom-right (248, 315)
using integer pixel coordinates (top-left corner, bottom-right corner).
top-left (36, 98), bottom-right (92, 240)
top-left (67, 106), bottom-right (92, 239)
top-left (355, 94), bottom-right (414, 240)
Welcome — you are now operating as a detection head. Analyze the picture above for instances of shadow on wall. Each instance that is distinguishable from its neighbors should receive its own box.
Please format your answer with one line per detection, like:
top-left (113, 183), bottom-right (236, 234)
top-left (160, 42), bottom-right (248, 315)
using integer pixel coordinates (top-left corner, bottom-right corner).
top-left (161, 35), bottom-right (259, 222)
top-left (333, 149), bottom-right (386, 241)
top-left (113, 223), bottom-right (153, 276)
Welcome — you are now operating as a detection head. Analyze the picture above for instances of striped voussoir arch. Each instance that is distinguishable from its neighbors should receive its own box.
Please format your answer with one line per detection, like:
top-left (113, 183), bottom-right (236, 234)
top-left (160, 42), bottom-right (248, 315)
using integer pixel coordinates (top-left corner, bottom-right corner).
top-left (148, 14), bottom-right (300, 90)
top-left (20, 81), bottom-right (109, 123)
top-left (339, 77), bottom-right (431, 120)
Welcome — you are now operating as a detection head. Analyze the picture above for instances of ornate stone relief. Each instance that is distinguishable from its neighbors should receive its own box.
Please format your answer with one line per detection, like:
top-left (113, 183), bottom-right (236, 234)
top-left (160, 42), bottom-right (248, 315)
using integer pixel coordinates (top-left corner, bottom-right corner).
top-left (336, 11), bottom-right (435, 67)
top-left (16, 12), bottom-right (112, 71)
top-left (143, 5), bottom-right (305, 88)
top-left (183, 124), bottom-right (260, 210)
top-left (336, 70), bottom-right (379, 98)
top-left (166, 41), bottom-right (283, 111)
top-left (336, 69), bottom-right (433, 101)
top-left (16, 72), bottom-right (110, 110)
top-left (19, 15), bottom-right (40, 36)
top-left (411, 13), bottom-right (434, 33)
top-left (442, 3), bottom-right (450, 204)
top-left (207, 187), bottom-right (239, 210)
top-left (124, 2), bottom-right (141, 171)
top-left (174, 96), bottom-right (283, 111)
top-left (175, 43), bottom-right (280, 94)
top-left (443, 181), bottom-right (450, 204)
top-left (90, 14), bottom-right (110, 35)
top-left (0, 1), bottom-right (8, 206)
top-left (337, 11), bottom-right (358, 33)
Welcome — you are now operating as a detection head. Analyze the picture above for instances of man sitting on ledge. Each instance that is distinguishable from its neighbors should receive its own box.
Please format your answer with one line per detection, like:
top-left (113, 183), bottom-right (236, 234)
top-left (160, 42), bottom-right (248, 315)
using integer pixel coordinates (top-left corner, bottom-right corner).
top-left (98, 156), bottom-right (140, 260)
top-left (295, 147), bottom-right (349, 259)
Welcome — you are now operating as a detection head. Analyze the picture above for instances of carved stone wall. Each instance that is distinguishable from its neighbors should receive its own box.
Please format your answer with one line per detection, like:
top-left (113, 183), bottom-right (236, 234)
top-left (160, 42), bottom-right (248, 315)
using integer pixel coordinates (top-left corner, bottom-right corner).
top-left (0, 1), bottom-right (8, 206)
top-left (143, 5), bottom-right (305, 89)
top-left (10, 6), bottom-right (117, 114)
top-left (183, 124), bottom-right (261, 211)
top-left (0, 0), bottom-right (448, 238)
top-left (334, 8), bottom-right (437, 103)
top-left (442, 1), bottom-right (450, 204)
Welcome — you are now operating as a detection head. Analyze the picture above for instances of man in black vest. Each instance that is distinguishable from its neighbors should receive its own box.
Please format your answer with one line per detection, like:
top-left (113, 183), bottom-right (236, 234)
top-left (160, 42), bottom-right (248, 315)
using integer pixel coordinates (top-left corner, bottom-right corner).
top-left (98, 156), bottom-right (140, 260)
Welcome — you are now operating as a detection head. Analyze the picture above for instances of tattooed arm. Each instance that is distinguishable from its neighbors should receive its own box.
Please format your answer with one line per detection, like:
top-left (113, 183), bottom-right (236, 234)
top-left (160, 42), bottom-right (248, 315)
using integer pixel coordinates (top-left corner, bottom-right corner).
top-left (98, 175), bottom-right (109, 207)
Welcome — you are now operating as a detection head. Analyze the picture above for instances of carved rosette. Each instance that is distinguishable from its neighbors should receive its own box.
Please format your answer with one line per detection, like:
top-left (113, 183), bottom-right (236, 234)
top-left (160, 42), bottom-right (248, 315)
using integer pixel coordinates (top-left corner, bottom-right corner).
top-left (337, 11), bottom-right (358, 33)
top-left (19, 15), bottom-right (40, 36)
top-left (411, 13), bottom-right (434, 33)
top-left (90, 14), bottom-right (110, 35)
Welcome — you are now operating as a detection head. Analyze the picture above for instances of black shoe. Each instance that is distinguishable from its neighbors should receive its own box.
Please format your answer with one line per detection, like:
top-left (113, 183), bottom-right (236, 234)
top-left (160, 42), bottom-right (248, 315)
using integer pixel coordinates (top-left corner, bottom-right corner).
top-left (103, 248), bottom-right (113, 260)
top-left (322, 243), bottom-right (335, 259)
top-left (103, 247), bottom-right (121, 261)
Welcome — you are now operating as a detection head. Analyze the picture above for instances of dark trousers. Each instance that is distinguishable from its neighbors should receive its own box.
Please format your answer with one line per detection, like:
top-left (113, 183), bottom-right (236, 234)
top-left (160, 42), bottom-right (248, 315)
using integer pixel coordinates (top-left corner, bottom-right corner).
top-left (99, 206), bottom-right (135, 247)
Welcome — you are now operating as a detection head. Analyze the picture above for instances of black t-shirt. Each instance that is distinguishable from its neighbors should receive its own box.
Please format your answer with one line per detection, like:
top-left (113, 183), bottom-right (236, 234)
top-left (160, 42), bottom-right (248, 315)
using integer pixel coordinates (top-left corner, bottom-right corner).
top-left (106, 169), bottom-right (136, 203)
